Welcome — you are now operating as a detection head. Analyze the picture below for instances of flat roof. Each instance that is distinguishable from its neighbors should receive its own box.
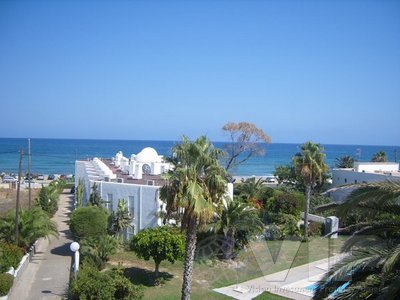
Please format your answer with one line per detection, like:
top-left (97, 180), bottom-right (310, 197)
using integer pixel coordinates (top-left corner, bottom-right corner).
top-left (101, 158), bottom-right (167, 186)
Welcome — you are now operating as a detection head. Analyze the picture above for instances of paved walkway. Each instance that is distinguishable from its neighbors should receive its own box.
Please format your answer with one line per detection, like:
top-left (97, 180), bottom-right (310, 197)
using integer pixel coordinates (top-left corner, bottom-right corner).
top-left (214, 255), bottom-right (343, 300)
top-left (9, 191), bottom-right (74, 300)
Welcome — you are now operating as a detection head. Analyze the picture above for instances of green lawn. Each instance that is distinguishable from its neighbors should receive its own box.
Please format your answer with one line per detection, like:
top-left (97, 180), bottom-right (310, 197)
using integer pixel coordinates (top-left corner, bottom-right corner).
top-left (110, 236), bottom-right (346, 299)
top-left (253, 292), bottom-right (291, 300)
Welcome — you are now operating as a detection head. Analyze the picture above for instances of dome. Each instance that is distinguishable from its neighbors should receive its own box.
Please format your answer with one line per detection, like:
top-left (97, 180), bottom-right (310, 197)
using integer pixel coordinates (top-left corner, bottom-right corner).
top-left (134, 147), bottom-right (161, 163)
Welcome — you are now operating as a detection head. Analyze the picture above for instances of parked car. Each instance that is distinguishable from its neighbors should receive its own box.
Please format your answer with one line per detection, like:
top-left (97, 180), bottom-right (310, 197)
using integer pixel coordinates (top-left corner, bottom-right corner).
top-left (47, 174), bottom-right (55, 180)
top-left (3, 176), bottom-right (17, 183)
top-left (37, 175), bottom-right (45, 180)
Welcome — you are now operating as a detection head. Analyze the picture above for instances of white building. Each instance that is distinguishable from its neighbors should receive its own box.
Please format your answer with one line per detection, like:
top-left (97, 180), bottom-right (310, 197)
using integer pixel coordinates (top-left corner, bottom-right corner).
top-left (75, 147), bottom-right (172, 240)
top-left (113, 148), bottom-right (172, 179)
top-left (328, 162), bottom-right (400, 202)
top-left (76, 147), bottom-right (234, 240)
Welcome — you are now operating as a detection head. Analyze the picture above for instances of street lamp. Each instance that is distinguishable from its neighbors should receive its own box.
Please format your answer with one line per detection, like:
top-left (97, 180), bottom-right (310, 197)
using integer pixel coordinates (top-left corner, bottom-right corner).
top-left (70, 242), bottom-right (80, 277)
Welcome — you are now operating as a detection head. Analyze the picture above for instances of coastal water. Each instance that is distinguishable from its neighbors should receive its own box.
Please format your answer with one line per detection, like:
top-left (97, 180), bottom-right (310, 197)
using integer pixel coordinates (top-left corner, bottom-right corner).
top-left (0, 138), bottom-right (399, 176)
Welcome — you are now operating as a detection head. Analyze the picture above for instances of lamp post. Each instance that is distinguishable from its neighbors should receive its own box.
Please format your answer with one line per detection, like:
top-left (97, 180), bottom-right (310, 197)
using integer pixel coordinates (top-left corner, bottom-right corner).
top-left (70, 242), bottom-right (80, 278)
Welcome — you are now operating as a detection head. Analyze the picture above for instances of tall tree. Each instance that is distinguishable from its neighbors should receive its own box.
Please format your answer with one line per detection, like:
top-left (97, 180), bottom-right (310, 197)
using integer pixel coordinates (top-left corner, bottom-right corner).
top-left (160, 136), bottom-right (228, 300)
top-left (222, 122), bottom-right (271, 171)
top-left (293, 141), bottom-right (328, 240)
top-left (314, 181), bottom-right (400, 300)
top-left (335, 155), bottom-right (355, 168)
top-left (371, 151), bottom-right (388, 162)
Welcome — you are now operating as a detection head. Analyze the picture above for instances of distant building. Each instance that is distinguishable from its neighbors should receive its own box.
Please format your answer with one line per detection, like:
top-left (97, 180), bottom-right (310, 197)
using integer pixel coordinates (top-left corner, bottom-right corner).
top-left (75, 147), bottom-right (172, 240)
top-left (327, 162), bottom-right (400, 202)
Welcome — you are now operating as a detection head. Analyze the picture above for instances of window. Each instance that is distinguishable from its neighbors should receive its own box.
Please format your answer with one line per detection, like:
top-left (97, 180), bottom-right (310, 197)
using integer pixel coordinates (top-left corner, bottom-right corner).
top-left (354, 180), bottom-right (358, 184)
top-left (344, 178), bottom-right (347, 183)
top-left (107, 193), bottom-right (113, 211)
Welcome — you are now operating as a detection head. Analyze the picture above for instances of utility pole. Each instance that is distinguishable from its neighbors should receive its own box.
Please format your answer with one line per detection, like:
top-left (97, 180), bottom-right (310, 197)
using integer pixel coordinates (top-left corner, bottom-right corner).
top-left (28, 138), bottom-right (32, 208)
top-left (15, 148), bottom-right (23, 245)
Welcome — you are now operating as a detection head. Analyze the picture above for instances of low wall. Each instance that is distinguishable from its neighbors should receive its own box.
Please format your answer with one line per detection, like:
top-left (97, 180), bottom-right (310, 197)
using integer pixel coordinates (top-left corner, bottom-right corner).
top-left (5, 239), bottom-right (43, 298)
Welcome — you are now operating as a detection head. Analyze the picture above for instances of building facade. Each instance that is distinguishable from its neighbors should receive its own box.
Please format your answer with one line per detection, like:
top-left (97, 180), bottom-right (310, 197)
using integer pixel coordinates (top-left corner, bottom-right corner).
top-left (328, 162), bottom-right (400, 202)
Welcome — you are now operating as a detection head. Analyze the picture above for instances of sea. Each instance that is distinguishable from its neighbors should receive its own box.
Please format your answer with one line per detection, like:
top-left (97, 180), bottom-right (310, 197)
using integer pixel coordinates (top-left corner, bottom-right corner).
top-left (0, 138), bottom-right (399, 176)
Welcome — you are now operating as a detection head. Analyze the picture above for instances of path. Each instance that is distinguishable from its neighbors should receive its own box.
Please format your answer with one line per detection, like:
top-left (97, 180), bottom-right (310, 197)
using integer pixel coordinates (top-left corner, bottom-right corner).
top-left (214, 255), bottom-right (343, 300)
top-left (9, 191), bottom-right (74, 300)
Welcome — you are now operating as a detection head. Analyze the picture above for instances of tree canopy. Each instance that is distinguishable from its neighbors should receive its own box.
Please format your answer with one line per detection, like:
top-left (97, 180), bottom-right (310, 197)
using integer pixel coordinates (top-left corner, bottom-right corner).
top-left (130, 226), bottom-right (185, 277)
top-left (222, 121), bottom-right (271, 171)
top-left (371, 151), bottom-right (388, 162)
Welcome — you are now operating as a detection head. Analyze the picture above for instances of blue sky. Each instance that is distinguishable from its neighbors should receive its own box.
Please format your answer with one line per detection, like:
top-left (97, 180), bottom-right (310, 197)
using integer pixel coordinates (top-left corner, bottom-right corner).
top-left (0, 0), bottom-right (399, 145)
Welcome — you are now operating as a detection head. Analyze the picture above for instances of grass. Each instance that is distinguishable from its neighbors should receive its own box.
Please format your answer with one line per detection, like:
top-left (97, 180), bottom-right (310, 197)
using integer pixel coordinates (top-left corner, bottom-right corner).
top-left (253, 291), bottom-right (291, 300)
top-left (109, 236), bottom-right (346, 299)
top-left (0, 188), bottom-right (40, 216)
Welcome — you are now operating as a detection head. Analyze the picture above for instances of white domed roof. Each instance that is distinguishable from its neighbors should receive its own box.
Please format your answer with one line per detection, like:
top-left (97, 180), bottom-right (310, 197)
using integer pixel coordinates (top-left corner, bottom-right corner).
top-left (135, 147), bottom-right (161, 163)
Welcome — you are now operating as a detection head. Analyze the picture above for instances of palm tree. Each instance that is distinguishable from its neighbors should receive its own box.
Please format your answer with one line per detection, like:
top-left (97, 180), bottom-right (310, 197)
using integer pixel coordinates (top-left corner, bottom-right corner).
top-left (335, 156), bottom-right (355, 168)
top-left (239, 177), bottom-right (266, 205)
top-left (214, 197), bottom-right (264, 259)
top-left (109, 199), bottom-right (132, 237)
top-left (293, 141), bottom-right (328, 240)
top-left (314, 180), bottom-right (400, 299)
top-left (0, 207), bottom-right (58, 249)
top-left (160, 136), bottom-right (228, 300)
top-left (371, 151), bottom-right (388, 162)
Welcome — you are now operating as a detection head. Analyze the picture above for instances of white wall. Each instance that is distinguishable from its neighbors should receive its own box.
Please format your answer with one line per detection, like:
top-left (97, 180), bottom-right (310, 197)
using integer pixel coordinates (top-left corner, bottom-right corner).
top-left (354, 162), bottom-right (399, 173)
top-left (332, 169), bottom-right (399, 187)
top-left (330, 168), bottom-right (400, 202)
top-left (75, 160), bottom-right (162, 240)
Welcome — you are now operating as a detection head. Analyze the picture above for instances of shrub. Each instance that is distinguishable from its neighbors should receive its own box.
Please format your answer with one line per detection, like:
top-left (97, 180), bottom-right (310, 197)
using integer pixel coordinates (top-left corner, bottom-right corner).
top-left (81, 235), bottom-right (119, 269)
top-left (36, 184), bottom-right (62, 217)
top-left (263, 224), bottom-right (282, 241)
top-left (0, 273), bottom-right (14, 296)
top-left (308, 222), bottom-right (324, 237)
top-left (69, 263), bottom-right (143, 299)
top-left (70, 206), bottom-right (108, 240)
top-left (267, 191), bottom-right (304, 215)
top-left (278, 214), bottom-right (301, 238)
top-left (0, 243), bottom-right (24, 273)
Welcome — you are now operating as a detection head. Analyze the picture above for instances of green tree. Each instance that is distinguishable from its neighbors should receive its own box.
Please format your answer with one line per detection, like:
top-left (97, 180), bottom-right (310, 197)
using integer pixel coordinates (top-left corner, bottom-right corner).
top-left (70, 206), bottom-right (108, 240)
top-left (130, 226), bottom-right (185, 277)
top-left (109, 199), bottom-right (133, 237)
top-left (214, 198), bottom-right (263, 259)
top-left (88, 183), bottom-right (104, 207)
top-left (274, 164), bottom-right (296, 184)
top-left (36, 185), bottom-right (59, 217)
top-left (314, 181), bottom-right (400, 300)
top-left (293, 141), bottom-right (328, 240)
top-left (222, 121), bottom-right (271, 171)
top-left (0, 207), bottom-right (58, 249)
top-left (335, 155), bottom-right (355, 168)
top-left (160, 136), bottom-right (227, 300)
top-left (371, 150), bottom-right (388, 162)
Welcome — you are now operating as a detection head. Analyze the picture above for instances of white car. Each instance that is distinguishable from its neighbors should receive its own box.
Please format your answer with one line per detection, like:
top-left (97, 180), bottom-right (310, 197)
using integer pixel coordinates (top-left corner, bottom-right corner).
top-left (3, 176), bottom-right (17, 183)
